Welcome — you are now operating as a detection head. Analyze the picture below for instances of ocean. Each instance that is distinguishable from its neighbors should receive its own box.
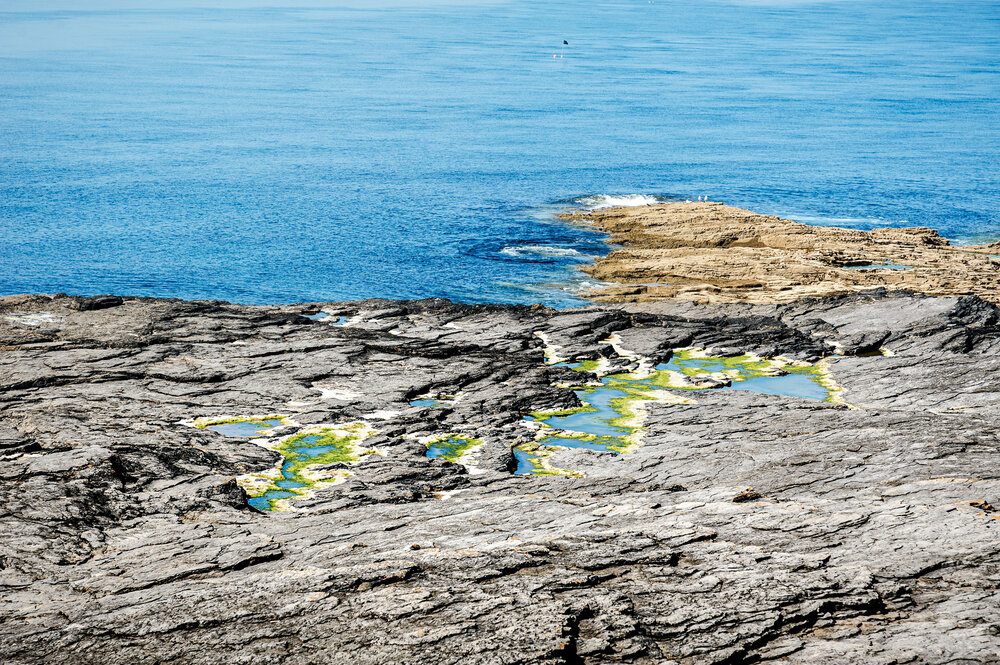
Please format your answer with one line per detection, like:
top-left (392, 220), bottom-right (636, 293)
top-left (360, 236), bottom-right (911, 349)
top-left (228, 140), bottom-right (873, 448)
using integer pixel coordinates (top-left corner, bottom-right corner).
top-left (2, 0), bottom-right (998, 307)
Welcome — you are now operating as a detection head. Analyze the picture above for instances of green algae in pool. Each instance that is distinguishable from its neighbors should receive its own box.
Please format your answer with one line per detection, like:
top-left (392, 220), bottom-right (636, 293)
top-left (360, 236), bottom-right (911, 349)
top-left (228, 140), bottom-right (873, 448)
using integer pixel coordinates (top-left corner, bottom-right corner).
top-left (516, 351), bottom-right (835, 475)
top-left (203, 418), bottom-right (285, 438)
top-left (411, 398), bottom-right (446, 407)
top-left (424, 434), bottom-right (481, 464)
top-left (515, 370), bottom-right (662, 476)
top-left (660, 351), bottom-right (833, 401)
top-left (410, 394), bottom-right (457, 408)
top-left (514, 446), bottom-right (543, 475)
top-left (240, 423), bottom-right (375, 511)
top-left (513, 444), bottom-right (583, 477)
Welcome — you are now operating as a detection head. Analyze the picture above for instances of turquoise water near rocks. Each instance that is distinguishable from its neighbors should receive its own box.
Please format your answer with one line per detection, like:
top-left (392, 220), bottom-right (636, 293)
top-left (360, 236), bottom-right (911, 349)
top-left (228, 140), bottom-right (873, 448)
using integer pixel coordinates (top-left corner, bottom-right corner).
top-left (2, 0), bottom-right (998, 307)
top-left (207, 418), bottom-right (284, 438)
top-left (411, 398), bottom-right (446, 408)
top-left (517, 354), bottom-right (832, 473)
top-left (660, 356), bottom-right (832, 401)
top-left (246, 432), bottom-right (357, 510)
top-left (424, 435), bottom-right (479, 463)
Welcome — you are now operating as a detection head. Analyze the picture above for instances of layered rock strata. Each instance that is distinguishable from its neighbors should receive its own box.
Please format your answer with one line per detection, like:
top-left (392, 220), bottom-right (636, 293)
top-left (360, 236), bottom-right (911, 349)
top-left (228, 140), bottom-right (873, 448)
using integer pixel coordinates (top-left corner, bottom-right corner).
top-left (2, 291), bottom-right (999, 664)
top-left (564, 201), bottom-right (1000, 304)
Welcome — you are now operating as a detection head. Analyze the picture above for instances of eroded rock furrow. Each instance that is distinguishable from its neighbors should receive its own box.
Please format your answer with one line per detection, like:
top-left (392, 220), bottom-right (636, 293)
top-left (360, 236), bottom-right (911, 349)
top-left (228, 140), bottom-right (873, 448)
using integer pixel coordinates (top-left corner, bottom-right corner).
top-left (1, 290), bottom-right (999, 664)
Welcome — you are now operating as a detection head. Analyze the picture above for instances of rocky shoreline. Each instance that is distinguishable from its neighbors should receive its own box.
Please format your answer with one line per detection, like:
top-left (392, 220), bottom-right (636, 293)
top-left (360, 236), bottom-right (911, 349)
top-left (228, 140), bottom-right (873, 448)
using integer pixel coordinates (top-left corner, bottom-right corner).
top-left (565, 201), bottom-right (1000, 304)
top-left (2, 288), bottom-right (999, 663)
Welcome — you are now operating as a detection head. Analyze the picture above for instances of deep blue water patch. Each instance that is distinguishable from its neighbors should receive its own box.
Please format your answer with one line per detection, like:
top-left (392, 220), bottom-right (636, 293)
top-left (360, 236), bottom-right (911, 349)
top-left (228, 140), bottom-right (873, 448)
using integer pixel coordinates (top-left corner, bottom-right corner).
top-left (2, 1), bottom-right (998, 306)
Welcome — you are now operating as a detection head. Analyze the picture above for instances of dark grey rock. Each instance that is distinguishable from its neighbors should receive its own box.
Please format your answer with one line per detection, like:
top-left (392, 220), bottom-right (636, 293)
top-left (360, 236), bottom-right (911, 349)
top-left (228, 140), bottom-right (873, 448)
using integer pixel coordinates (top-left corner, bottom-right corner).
top-left (0, 290), bottom-right (998, 664)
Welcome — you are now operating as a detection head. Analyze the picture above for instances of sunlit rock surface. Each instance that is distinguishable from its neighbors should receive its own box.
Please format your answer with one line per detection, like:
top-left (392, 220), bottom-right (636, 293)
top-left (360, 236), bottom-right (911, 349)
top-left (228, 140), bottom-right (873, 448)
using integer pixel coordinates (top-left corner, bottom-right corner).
top-left (567, 201), bottom-right (1000, 305)
top-left (1, 290), bottom-right (999, 664)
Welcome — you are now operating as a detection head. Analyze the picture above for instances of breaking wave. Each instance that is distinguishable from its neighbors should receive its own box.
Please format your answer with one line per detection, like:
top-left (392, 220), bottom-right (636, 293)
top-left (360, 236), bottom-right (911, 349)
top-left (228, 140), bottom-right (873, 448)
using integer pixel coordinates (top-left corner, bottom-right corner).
top-left (499, 245), bottom-right (589, 260)
top-left (575, 194), bottom-right (663, 210)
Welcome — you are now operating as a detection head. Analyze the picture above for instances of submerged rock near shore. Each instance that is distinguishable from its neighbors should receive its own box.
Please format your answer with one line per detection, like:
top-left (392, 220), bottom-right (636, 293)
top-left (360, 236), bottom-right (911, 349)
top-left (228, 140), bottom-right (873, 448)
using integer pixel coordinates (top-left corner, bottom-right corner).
top-left (565, 201), bottom-right (1000, 304)
top-left (2, 290), bottom-right (1000, 664)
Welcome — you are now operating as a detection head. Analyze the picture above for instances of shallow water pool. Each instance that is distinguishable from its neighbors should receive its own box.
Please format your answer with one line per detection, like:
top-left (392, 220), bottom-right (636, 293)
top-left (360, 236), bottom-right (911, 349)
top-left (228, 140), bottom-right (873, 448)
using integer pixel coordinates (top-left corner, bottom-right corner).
top-left (516, 352), bottom-right (833, 475)
top-left (207, 418), bottom-right (284, 438)
top-left (722, 372), bottom-right (829, 401)
top-left (240, 426), bottom-right (372, 511)
top-left (424, 434), bottom-right (481, 464)
top-left (411, 398), bottom-right (447, 408)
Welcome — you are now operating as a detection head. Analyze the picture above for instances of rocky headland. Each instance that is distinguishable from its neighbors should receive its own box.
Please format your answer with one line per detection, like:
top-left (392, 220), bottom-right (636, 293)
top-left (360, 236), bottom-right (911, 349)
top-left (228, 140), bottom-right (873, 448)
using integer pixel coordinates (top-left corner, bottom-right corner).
top-left (565, 201), bottom-right (1000, 304)
top-left (2, 286), bottom-right (999, 664)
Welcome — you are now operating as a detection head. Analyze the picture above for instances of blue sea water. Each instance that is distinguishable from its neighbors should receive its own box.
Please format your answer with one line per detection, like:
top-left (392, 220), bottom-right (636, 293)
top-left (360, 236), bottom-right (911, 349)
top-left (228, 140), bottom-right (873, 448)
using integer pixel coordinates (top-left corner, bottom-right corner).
top-left (2, 0), bottom-right (998, 307)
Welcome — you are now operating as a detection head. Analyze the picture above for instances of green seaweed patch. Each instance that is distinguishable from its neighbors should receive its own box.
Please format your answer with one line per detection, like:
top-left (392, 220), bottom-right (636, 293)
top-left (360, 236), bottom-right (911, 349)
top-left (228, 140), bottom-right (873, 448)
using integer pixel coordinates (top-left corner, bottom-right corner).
top-left (522, 347), bottom-right (841, 479)
top-left (514, 442), bottom-right (584, 478)
top-left (604, 371), bottom-right (637, 382)
top-left (607, 393), bottom-right (650, 430)
top-left (670, 348), bottom-right (705, 362)
top-left (425, 433), bottom-right (483, 464)
top-left (807, 361), bottom-right (849, 405)
top-left (604, 369), bottom-right (712, 391)
top-left (571, 359), bottom-right (602, 372)
top-left (527, 403), bottom-right (599, 420)
top-left (191, 414), bottom-right (289, 430)
top-left (545, 430), bottom-right (631, 452)
top-left (238, 422), bottom-right (377, 511)
top-left (277, 428), bottom-right (368, 466)
top-left (635, 350), bottom-right (834, 393)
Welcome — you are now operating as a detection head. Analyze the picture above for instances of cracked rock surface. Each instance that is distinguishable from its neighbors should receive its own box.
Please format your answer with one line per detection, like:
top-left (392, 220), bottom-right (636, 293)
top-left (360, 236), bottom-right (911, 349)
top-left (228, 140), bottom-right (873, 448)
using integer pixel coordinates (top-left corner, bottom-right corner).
top-left (569, 201), bottom-right (1000, 305)
top-left (1, 290), bottom-right (999, 664)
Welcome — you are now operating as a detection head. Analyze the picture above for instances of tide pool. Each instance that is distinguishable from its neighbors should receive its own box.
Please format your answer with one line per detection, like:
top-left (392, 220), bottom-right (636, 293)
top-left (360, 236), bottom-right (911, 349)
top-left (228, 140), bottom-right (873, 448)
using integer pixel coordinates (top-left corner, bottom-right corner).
top-left (424, 434), bottom-right (481, 465)
top-left (204, 418), bottom-right (285, 438)
top-left (236, 423), bottom-right (377, 511)
top-left (517, 350), bottom-right (837, 475)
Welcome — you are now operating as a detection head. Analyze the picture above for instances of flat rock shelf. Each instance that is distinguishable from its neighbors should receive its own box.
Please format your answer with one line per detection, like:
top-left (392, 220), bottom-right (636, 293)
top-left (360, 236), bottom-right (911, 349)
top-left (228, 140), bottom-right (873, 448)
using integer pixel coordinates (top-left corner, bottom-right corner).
top-left (2, 290), bottom-right (999, 664)
top-left (566, 201), bottom-right (1000, 305)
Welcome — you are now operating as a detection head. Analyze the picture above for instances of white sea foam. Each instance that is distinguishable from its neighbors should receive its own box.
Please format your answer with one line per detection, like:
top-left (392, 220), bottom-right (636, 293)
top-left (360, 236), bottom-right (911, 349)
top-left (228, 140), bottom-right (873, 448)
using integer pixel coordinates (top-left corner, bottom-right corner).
top-left (498, 277), bottom-right (602, 295)
top-left (577, 194), bottom-right (662, 210)
top-left (499, 245), bottom-right (587, 259)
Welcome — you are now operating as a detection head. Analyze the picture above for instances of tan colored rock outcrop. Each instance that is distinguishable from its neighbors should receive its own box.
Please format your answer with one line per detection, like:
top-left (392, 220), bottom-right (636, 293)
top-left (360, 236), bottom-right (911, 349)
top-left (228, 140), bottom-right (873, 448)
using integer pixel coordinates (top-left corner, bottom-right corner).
top-left (565, 201), bottom-right (1000, 304)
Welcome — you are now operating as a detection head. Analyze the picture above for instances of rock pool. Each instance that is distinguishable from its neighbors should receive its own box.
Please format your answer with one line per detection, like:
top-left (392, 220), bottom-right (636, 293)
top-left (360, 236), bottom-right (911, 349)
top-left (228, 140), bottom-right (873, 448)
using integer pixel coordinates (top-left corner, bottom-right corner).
top-left (516, 349), bottom-right (839, 476)
top-left (202, 416), bottom-right (283, 439)
top-left (237, 423), bottom-right (377, 511)
top-left (423, 434), bottom-right (482, 465)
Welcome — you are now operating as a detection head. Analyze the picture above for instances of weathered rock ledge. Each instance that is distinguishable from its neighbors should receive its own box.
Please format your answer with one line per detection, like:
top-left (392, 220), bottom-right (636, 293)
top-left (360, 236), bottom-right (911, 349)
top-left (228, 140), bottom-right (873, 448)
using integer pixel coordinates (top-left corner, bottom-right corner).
top-left (1, 291), bottom-right (999, 664)
top-left (563, 201), bottom-right (1000, 304)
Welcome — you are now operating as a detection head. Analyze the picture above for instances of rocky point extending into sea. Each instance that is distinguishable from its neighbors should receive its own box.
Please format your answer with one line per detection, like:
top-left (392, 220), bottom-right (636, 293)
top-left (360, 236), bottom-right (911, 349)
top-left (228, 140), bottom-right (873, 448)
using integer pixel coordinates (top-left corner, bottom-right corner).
top-left (2, 203), bottom-right (999, 664)
top-left (567, 201), bottom-right (1000, 304)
